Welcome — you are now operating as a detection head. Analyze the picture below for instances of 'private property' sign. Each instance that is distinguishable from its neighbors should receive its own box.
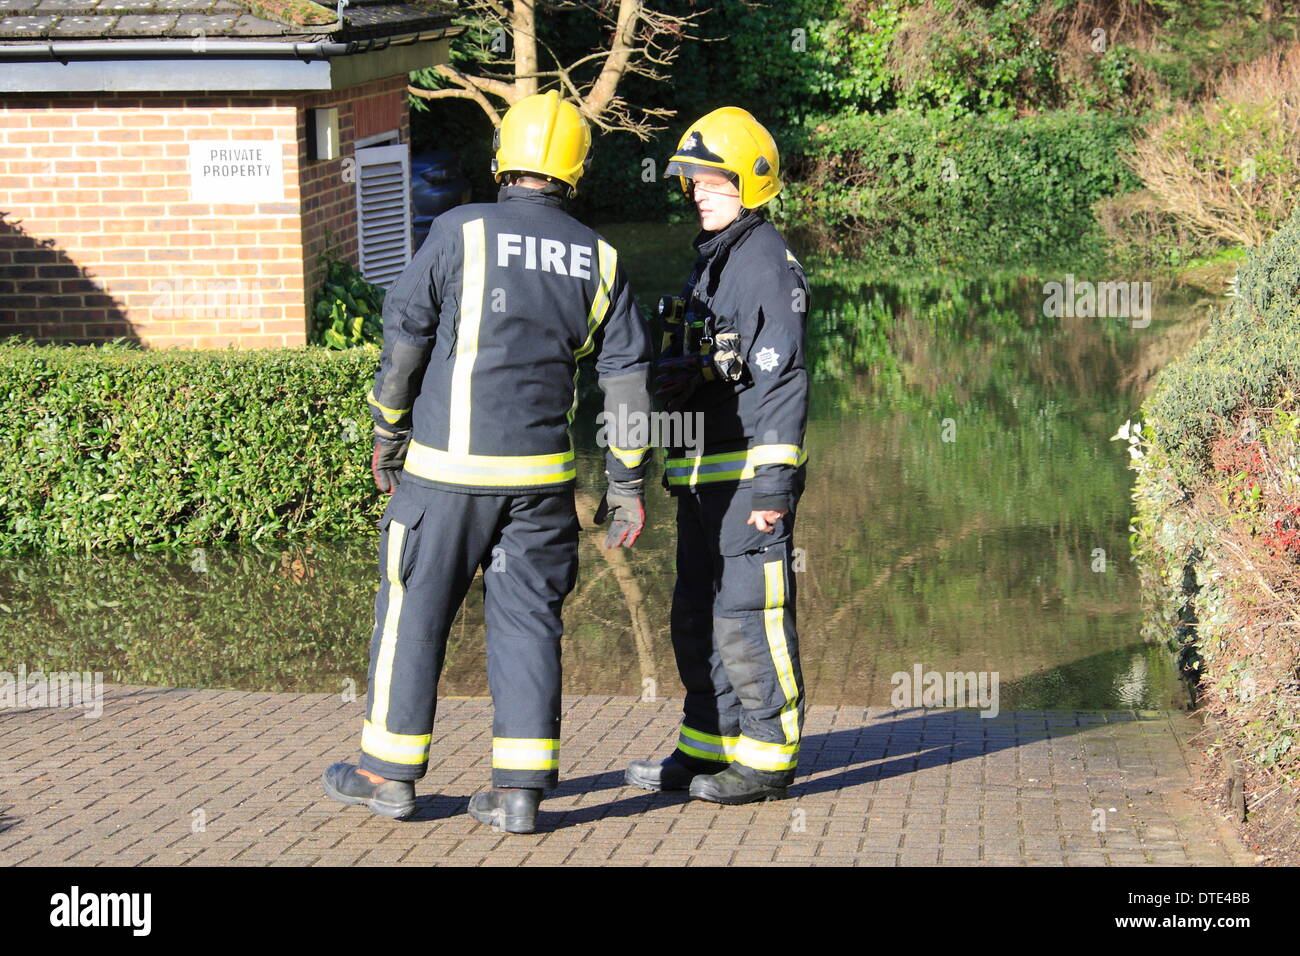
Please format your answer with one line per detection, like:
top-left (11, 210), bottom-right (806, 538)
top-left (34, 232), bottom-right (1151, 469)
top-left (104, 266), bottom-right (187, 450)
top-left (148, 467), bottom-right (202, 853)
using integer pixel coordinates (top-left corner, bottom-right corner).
top-left (188, 141), bottom-right (285, 203)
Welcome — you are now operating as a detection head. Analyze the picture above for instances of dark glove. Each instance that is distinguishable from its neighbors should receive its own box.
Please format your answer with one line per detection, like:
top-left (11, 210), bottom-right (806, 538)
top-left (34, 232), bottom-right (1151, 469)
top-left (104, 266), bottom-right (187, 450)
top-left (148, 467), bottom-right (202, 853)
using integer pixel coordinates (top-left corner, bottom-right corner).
top-left (371, 425), bottom-right (410, 495)
top-left (652, 355), bottom-right (709, 411)
top-left (594, 478), bottom-right (645, 549)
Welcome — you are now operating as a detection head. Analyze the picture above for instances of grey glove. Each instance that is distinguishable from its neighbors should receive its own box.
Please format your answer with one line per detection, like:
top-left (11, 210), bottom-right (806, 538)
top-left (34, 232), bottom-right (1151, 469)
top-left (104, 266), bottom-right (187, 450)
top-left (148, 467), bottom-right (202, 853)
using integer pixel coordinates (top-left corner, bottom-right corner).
top-left (594, 477), bottom-right (646, 548)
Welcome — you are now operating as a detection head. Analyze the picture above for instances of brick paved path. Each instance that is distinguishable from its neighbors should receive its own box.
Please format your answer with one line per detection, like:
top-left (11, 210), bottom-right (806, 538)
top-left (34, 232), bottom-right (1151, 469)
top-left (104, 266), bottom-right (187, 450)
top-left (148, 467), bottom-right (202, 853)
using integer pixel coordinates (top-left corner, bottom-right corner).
top-left (0, 686), bottom-right (1253, 866)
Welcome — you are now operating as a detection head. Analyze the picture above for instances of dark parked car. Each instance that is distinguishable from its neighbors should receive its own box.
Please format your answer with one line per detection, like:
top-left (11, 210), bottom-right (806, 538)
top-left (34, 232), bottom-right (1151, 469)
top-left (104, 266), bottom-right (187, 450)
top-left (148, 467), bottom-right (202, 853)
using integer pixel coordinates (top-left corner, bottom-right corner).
top-left (410, 149), bottom-right (472, 251)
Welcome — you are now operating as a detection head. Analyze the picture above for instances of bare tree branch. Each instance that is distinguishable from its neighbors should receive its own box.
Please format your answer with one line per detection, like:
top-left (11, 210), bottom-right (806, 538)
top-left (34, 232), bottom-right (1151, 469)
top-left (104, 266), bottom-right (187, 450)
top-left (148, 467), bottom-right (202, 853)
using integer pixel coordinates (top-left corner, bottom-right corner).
top-left (408, 64), bottom-right (506, 126)
top-left (436, 62), bottom-right (517, 103)
top-left (513, 0), bottom-right (539, 98)
top-left (415, 0), bottom-right (709, 140)
top-left (581, 0), bottom-right (640, 118)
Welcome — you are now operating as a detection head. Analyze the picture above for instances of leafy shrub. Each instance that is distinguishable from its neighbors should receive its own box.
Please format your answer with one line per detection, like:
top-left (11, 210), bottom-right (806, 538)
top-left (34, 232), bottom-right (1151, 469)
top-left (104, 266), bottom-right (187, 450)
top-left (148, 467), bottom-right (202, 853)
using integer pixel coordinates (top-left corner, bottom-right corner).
top-left (1128, 44), bottom-right (1300, 248)
top-left (311, 255), bottom-right (386, 349)
top-left (1130, 199), bottom-right (1300, 805)
top-left (885, 0), bottom-right (1059, 115)
top-left (1140, 203), bottom-right (1300, 485)
top-left (780, 108), bottom-right (1140, 264)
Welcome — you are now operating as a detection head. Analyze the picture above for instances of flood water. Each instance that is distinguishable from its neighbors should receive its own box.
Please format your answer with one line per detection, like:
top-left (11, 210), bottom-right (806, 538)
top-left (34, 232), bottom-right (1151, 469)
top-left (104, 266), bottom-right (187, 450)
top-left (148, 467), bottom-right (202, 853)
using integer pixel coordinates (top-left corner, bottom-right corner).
top-left (0, 224), bottom-right (1215, 710)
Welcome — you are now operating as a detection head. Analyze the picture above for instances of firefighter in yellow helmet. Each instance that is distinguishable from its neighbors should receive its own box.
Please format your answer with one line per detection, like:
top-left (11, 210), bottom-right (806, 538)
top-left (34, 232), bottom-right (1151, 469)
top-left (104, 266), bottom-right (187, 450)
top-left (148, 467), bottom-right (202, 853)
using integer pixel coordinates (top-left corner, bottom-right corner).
top-left (323, 90), bottom-right (654, 833)
top-left (626, 107), bottom-right (810, 804)
top-left (490, 88), bottom-right (592, 197)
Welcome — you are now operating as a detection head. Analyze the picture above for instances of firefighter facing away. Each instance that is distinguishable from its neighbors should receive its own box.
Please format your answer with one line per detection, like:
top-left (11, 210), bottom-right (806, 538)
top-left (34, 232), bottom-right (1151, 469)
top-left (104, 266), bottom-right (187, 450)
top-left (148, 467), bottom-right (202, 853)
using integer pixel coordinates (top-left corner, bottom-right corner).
top-left (322, 91), bottom-right (654, 834)
top-left (626, 107), bottom-right (810, 804)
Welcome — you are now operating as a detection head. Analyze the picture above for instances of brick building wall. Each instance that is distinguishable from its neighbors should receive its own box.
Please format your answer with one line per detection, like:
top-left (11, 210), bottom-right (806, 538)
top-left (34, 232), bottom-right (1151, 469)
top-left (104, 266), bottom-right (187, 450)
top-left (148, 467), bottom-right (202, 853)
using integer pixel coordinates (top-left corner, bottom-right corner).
top-left (0, 72), bottom-right (409, 348)
top-left (300, 75), bottom-right (410, 327)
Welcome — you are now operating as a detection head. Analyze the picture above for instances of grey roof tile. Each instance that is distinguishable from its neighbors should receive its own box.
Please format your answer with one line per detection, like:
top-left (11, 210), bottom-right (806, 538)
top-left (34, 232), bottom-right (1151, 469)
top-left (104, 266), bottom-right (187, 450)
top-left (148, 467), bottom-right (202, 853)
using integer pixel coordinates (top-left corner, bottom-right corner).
top-left (98, 0), bottom-right (160, 11)
top-left (49, 12), bottom-right (118, 31)
top-left (111, 11), bottom-right (177, 33)
top-left (3, 13), bottom-right (55, 30)
top-left (0, 0), bottom-right (455, 42)
top-left (39, 0), bottom-right (103, 10)
top-left (174, 12), bottom-right (242, 32)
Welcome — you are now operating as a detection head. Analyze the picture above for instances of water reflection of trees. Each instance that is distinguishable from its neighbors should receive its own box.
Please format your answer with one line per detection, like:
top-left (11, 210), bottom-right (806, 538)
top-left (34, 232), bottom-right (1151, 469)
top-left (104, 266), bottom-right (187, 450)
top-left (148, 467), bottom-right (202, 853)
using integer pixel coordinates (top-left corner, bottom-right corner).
top-left (0, 267), bottom-right (1201, 709)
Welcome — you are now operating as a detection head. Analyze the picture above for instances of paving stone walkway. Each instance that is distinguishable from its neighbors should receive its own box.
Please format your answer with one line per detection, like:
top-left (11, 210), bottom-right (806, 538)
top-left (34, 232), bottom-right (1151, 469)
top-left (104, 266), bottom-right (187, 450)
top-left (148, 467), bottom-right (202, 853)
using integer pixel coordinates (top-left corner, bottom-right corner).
top-left (0, 686), bottom-right (1254, 866)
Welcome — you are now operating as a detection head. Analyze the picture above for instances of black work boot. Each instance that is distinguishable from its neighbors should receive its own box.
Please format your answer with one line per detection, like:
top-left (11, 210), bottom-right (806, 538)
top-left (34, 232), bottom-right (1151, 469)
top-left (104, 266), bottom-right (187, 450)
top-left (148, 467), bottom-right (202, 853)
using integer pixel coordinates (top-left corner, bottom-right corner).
top-left (467, 787), bottom-right (542, 834)
top-left (688, 765), bottom-right (788, 805)
top-left (322, 762), bottom-right (416, 820)
top-left (625, 756), bottom-right (707, 792)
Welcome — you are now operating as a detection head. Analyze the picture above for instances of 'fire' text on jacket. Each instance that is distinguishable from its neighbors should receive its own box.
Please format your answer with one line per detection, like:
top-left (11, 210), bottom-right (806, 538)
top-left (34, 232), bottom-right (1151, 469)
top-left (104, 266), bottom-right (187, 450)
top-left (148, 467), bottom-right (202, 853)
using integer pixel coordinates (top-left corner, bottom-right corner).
top-left (496, 233), bottom-right (593, 279)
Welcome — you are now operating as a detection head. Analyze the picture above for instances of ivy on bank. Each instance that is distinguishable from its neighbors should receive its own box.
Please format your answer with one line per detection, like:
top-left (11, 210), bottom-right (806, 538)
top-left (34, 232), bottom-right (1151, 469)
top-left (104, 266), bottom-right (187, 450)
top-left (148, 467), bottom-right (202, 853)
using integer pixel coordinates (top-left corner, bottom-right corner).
top-left (778, 109), bottom-right (1141, 264)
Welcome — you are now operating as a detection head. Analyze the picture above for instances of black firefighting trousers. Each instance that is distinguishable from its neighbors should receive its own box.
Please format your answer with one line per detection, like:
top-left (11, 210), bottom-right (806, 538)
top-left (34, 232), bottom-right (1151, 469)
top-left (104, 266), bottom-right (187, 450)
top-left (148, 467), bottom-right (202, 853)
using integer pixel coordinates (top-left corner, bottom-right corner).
top-left (356, 481), bottom-right (578, 789)
top-left (668, 470), bottom-right (806, 787)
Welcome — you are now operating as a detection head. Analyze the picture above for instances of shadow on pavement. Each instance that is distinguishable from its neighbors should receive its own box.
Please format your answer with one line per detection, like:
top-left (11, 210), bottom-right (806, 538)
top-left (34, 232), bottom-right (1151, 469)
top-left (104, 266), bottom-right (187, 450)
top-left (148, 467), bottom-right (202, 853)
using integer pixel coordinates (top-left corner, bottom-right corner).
top-left (528, 648), bottom-right (1164, 831)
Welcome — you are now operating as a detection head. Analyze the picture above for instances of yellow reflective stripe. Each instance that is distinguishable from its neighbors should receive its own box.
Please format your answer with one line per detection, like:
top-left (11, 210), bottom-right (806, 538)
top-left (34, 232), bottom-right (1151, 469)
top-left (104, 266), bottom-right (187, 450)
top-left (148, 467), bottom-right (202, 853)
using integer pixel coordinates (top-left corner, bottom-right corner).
top-left (609, 444), bottom-right (649, 468)
top-left (362, 720), bottom-right (431, 766)
top-left (492, 737), bottom-right (560, 771)
top-left (663, 445), bottom-right (808, 486)
top-left (574, 239), bottom-right (617, 361)
top-left (764, 559), bottom-right (800, 744)
top-left (405, 439), bottom-right (576, 487)
top-left (748, 444), bottom-right (805, 468)
top-left (448, 218), bottom-right (486, 454)
top-left (668, 470), bottom-right (746, 485)
top-left (567, 241), bottom-right (616, 425)
top-left (678, 741), bottom-right (736, 763)
top-left (677, 725), bottom-right (738, 763)
top-left (665, 449), bottom-right (747, 487)
top-left (369, 520), bottom-right (407, 733)
top-left (680, 726), bottom-right (740, 748)
top-left (567, 367), bottom-right (581, 426)
top-left (735, 735), bottom-right (799, 771)
top-left (366, 388), bottom-right (409, 426)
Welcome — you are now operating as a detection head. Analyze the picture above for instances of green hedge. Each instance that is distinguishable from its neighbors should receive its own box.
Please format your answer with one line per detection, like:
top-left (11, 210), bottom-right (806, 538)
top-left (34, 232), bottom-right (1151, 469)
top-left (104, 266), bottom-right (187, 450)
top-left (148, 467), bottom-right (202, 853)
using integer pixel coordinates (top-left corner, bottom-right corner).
top-left (1140, 204), bottom-right (1300, 485)
top-left (779, 109), bottom-right (1141, 264)
top-left (0, 341), bottom-right (383, 553)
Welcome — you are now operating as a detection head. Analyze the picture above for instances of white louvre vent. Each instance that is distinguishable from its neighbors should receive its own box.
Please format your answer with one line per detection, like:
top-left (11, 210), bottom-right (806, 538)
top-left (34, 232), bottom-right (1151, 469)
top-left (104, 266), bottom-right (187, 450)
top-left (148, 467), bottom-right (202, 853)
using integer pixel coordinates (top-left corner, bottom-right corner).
top-left (354, 144), bottom-right (412, 288)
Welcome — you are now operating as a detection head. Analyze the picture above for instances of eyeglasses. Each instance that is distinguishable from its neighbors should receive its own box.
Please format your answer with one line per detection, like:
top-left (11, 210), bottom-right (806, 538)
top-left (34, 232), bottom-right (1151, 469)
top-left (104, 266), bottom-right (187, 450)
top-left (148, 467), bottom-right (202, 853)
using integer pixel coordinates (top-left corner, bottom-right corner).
top-left (690, 179), bottom-right (740, 198)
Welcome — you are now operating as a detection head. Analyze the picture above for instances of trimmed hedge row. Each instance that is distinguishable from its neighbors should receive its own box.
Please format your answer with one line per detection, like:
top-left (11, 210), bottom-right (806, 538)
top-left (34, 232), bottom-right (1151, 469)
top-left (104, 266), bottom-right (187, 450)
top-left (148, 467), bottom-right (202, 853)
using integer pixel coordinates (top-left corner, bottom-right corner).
top-left (0, 340), bottom-right (383, 553)
top-left (1140, 204), bottom-right (1300, 486)
top-left (1131, 203), bottom-right (1300, 799)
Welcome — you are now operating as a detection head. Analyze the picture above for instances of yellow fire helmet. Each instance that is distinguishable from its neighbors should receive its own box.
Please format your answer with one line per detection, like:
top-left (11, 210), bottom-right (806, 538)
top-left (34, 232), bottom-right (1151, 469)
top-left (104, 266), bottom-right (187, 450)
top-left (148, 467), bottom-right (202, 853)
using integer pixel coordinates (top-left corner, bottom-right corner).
top-left (665, 107), bottom-right (782, 209)
top-left (492, 90), bottom-right (593, 195)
